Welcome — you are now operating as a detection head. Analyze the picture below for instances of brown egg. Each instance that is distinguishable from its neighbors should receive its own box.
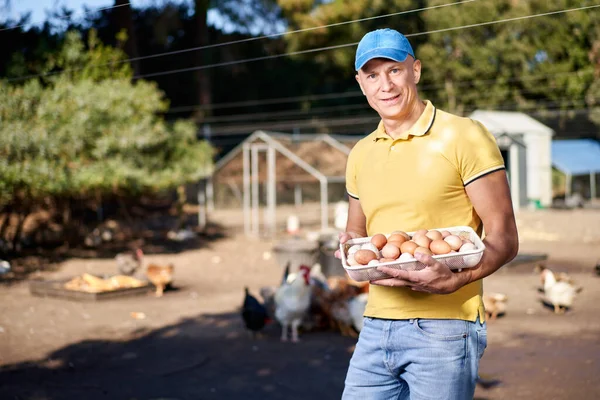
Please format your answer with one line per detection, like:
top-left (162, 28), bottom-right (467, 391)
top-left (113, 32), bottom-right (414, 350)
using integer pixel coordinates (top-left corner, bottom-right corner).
top-left (379, 257), bottom-right (397, 263)
top-left (354, 249), bottom-right (378, 265)
top-left (425, 230), bottom-right (443, 241)
top-left (371, 233), bottom-right (388, 250)
top-left (391, 230), bottom-right (411, 240)
top-left (440, 230), bottom-right (452, 238)
top-left (414, 246), bottom-right (433, 256)
top-left (388, 240), bottom-right (404, 248)
top-left (444, 235), bottom-right (463, 251)
top-left (381, 243), bottom-right (401, 259)
top-left (413, 229), bottom-right (428, 238)
top-left (430, 239), bottom-right (452, 255)
top-left (387, 234), bottom-right (408, 245)
top-left (400, 240), bottom-right (419, 255)
top-left (413, 235), bottom-right (432, 249)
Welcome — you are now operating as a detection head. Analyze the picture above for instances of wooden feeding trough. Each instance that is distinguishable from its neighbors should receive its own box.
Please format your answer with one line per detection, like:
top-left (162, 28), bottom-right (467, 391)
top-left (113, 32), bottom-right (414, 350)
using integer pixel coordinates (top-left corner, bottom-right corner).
top-left (29, 273), bottom-right (152, 302)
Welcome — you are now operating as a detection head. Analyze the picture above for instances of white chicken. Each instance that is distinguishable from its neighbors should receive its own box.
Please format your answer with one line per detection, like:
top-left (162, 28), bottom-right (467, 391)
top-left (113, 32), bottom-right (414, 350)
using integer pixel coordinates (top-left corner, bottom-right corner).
top-left (539, 267), bottom-right (582, 314)
top-left (275, 264), bottom-right (312, 342)
top-left (348, 293), bottom-right (368, 332)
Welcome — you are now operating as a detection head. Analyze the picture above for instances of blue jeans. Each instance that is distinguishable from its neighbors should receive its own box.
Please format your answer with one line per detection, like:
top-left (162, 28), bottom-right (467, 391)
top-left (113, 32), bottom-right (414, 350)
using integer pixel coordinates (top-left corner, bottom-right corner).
top-left (343, 317), bottom-right (487, 400)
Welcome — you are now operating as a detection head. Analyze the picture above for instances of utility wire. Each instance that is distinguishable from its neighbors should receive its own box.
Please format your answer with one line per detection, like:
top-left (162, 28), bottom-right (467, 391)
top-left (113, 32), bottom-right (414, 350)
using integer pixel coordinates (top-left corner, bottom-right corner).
top-left (133, 4), bottom-right (600, 80)
top-left (167, 69), bottom-right (594, 115)
top-left (0, 2), bottom-right (132, 32)
top-left (203, 97), bottom-right (598, 136)
top-left (11, 1), bottom-right (596, 82)
top-left (83, 0), bottom-right (480, 67)
top-left (187, 84), bottom-right (583, 125)
top-left (4, 0), bottom-right (477, 82)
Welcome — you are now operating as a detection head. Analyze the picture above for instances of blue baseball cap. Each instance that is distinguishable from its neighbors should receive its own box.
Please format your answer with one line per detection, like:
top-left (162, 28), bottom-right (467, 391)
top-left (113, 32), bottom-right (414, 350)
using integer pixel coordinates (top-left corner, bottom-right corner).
top-left (355, 28), bottom-right (415, 71)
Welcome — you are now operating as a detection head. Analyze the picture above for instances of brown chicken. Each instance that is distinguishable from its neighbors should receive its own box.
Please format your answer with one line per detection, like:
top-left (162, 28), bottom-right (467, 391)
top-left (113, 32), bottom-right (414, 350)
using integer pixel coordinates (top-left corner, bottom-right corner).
top-left (313, 277), bottom-right (366, 337)
top-left (146, 264), bottom-right (174, 297)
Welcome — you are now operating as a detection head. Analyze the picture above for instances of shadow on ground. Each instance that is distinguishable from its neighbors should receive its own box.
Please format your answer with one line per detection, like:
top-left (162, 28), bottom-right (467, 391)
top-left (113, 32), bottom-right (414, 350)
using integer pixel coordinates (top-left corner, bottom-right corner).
top-left (0, 218), bottom-right (229, 286)
top-left (0, 312), bottom-right (358, 400)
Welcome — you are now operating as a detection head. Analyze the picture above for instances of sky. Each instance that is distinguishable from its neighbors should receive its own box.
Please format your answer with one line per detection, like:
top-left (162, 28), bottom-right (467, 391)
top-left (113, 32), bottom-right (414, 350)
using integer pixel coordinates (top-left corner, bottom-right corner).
top-left (1, 0), bottom-right (188, 28)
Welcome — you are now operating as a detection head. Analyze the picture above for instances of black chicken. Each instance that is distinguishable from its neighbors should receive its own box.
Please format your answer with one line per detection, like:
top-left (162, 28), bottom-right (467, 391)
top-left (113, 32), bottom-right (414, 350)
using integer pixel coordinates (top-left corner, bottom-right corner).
top-left (241, 287), bottom-right (271, 337)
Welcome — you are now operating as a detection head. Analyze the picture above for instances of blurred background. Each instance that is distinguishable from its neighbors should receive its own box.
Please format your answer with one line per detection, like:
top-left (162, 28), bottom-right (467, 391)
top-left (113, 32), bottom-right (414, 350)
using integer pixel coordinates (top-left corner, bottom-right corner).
top-left (1, 2), bottom-right (600, 399)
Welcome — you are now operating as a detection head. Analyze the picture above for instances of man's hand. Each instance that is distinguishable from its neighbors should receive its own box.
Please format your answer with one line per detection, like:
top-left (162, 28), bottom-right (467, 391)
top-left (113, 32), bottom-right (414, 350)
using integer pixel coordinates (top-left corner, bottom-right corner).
top-left (334, 231), bottom-right (363, 259)
top-left (370, 252), bottom-right (475, 294)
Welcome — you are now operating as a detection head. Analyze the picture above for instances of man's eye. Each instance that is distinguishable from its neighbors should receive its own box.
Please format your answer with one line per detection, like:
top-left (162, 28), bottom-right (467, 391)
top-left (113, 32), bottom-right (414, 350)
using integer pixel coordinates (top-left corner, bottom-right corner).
top-left (390, 68), bottom-right (399, 74)
top-left (368, 74), bottom-right (376, 79)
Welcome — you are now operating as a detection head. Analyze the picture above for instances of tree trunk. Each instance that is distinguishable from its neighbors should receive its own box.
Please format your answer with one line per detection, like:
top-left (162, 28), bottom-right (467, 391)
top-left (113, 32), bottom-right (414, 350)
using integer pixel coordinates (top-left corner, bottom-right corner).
top-left (113, 0), bottom-right (140, 75)
top-left (193, 0), bottom-right (213, 124)
top-left (445, 76), bottom-right (456, 115)
top-left (11, 211), bottom-right (26, 253)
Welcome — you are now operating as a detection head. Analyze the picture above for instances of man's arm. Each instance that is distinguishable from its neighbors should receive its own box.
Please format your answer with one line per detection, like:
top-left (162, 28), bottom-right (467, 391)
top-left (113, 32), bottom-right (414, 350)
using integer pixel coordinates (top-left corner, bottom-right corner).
top-left (346, 196), bottom-right (368, 238)
top-left (334, 196), bottom-right (367, 259)
top-left (463, 169), bottom-right (519, 282)
top-left (372, 169), bottom-right (518, 293)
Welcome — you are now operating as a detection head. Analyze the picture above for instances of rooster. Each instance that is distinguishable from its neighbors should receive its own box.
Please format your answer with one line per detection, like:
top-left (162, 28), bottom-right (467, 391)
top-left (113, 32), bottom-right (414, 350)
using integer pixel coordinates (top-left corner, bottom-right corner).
top-left (274, 264), bottom-right (312, 343)
top-left (241, 287), bottom-right (271, 338)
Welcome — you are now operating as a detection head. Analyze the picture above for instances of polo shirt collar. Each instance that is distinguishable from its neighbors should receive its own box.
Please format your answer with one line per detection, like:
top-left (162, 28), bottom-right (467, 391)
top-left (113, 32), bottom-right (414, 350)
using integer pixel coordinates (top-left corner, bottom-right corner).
top-left (374, 100), bottom-right (436, 141)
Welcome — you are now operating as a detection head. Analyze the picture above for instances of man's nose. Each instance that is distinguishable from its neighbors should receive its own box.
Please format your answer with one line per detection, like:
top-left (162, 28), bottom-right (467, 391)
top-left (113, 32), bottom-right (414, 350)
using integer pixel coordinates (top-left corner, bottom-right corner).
top-left (381, 75), bottom-right (394, 91)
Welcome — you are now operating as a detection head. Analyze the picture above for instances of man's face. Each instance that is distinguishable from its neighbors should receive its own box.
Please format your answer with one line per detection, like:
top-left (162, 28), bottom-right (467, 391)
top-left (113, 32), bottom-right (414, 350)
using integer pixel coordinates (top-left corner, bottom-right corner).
top-left (355, 57), bottom-right (421, 120)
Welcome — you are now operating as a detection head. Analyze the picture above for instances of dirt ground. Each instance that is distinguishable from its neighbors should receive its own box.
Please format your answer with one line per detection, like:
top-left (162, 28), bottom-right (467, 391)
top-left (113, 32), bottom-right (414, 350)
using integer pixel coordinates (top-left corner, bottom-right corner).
top-left (1, 205), bottom-right (599, 400)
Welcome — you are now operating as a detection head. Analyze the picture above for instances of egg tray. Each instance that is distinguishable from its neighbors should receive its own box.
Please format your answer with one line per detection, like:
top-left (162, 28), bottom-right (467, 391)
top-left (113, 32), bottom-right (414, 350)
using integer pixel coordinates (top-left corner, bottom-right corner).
top-left (339, 226), bottom-right (485, 282)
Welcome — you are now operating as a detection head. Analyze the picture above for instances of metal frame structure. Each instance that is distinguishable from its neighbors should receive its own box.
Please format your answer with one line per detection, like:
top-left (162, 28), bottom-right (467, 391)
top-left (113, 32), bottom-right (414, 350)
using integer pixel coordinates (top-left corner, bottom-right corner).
top-left (207, 130), bottom-right (357, 237)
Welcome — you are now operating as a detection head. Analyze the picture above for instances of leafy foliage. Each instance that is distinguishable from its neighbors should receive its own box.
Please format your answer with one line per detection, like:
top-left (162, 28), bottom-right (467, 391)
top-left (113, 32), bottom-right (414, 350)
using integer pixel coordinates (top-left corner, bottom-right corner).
top-left (0, 30), bottom-right (213, 251)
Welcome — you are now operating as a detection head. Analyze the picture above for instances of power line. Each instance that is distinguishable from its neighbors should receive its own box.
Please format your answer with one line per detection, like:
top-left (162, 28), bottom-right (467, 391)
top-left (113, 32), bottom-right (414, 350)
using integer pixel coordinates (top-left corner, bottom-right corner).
top-left (132, 4), bottom-right (600, 80)
top-left (193, 85), bottom-right (585, 125)
top-left (204, 97), bottom-right (599, 137)
top-left (84, 0), bottom-right (480, 67)
top-left (167, 69), bottom-right (594, 115)
top-left (11, 2), bottom-right (598, 83)
top-left (6, 0), bottom-right (476, 82)
top-left (0, 2), bottom-right (132, 32)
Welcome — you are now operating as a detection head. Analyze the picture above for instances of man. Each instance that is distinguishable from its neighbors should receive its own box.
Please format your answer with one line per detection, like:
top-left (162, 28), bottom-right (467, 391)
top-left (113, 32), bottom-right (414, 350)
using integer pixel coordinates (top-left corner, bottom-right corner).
top-left (338, 28), bottom-right (519, 399)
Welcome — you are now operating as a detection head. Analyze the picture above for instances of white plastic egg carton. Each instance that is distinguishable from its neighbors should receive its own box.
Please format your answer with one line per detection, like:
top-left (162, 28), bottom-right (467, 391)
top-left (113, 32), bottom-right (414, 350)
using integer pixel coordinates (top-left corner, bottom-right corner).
top-left (339, 226), bottom-right (485, 282)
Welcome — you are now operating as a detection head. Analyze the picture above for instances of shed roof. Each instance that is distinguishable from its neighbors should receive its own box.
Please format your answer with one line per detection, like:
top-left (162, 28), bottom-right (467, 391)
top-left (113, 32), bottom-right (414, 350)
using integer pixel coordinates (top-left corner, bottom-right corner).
top-left (469, 110), bottom-right (554, 136)
top-left (213, 130), bottom-right (362, 183)
top-left (551, 139), bottom-right (600, 176)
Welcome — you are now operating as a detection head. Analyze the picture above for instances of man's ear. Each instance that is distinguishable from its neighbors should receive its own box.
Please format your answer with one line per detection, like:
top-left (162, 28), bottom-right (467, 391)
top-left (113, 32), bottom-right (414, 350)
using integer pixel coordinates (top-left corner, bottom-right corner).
top-left (355, 73), bottom-right (365, 95)
top-left (413, 59), bottom-right (422, 84)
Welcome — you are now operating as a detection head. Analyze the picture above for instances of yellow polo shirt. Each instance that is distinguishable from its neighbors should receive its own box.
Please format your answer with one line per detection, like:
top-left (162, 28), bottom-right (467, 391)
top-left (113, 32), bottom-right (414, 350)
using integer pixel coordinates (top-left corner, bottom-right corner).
top-left (345, 100), bottom-right (505, 321)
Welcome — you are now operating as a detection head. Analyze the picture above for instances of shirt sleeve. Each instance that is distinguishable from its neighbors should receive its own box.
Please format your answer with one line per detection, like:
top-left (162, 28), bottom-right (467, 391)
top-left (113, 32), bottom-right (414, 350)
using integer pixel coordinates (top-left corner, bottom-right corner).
top-left (345, 146), bottom-right (360, 199)
top-left (458, 119), bottom-right (506, 186)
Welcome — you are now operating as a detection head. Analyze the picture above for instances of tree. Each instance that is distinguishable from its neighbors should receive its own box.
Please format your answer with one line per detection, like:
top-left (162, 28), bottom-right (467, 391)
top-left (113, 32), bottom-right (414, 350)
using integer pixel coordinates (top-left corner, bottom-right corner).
top-left (0, 31), bottom-right (214, 251)
top-left (418, 0), bottom-right (599, 117)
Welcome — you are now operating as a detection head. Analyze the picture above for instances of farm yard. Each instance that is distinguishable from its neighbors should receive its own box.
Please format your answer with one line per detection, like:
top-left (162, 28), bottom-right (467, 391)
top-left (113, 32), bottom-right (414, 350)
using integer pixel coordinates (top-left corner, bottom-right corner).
top-left (1, 204), bottom-right (599, 400)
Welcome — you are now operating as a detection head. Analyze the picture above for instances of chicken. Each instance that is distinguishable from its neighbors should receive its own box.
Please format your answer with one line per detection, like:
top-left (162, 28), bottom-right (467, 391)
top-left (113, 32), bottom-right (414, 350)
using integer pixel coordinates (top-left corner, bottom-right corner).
top-left (312, 277), bottom-right (366, 337)
top-left (116, 248), bottom-right (143, 276)
top-left (538, 266), bottom-right (582, 314)
top-left (348, 293), bottom-right (368, 332)
top-left (146, 264), bottom-right (174, 297)
top-left (0, 260), bottom-right (10, 275)
top-left (274, 264), bottom-right (312, 342)
top-left (482, 292), bottom-right (508, 321)
top-left (241, 287), bottom-right (271, 337)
